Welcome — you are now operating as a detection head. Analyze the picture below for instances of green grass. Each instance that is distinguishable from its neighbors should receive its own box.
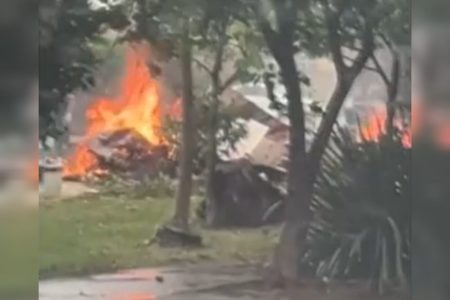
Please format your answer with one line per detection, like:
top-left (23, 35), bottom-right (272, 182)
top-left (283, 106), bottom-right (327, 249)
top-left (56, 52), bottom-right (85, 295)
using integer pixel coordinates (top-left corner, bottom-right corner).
top-left (40, 192), bottom-right (278, 278)
top-left (0, 206), bottom-right (38, 298)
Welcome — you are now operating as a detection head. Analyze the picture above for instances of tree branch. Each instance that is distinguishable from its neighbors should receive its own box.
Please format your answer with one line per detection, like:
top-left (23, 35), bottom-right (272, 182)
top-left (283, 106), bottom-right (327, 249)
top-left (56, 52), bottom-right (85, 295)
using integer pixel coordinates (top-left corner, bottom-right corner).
top-left (193, 57), bottom-right (213, 76)
top-left (379, 33), bottom-right (394, 52)
top-left (320, 0), bottom-right (346, 74)
top-left (370, 53), bottom-right (390, 86)
top-left (343, 45), bottom-right (363, 52)
top-left (347, 10), bottom-right (375, 78)
top-left (218, 70), bottom-right (240, 94)
top-left (258, 17), bottom-right (283, 62)
top-left (307, 2), bottom-right (376, 180)
top-left (257, 0), bottom-right (295, 63)
top-left (211, 21), bottom-right (228, 83)
top-left (343, 54), bottom-right (378, 72)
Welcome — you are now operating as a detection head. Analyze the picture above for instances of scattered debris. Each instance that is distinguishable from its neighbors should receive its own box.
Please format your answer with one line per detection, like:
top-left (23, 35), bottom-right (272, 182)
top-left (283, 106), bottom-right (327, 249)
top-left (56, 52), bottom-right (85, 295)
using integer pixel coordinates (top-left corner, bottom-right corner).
top-left (152, 225), bottom-right (202, 248)
top-left (92, 129), bottom-right (175, 177)
top-left (65, 129), bottom-right (176, 182)
top-left (199, 159), bottom-right (286, 227)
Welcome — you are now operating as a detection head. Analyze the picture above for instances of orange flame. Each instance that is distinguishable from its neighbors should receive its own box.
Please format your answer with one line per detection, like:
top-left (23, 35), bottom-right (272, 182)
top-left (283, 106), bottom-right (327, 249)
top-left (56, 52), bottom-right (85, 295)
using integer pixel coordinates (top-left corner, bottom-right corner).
top-left (108, 293), bottom-right (154, 300)
top-left (360, 106), bottom-right (412, 148)
top-left (26, 157), bottom-right (40, 186)
top-left (360, 110), bottom-right (386, 143)
top-left (64, 45), bottom-right (170, 177)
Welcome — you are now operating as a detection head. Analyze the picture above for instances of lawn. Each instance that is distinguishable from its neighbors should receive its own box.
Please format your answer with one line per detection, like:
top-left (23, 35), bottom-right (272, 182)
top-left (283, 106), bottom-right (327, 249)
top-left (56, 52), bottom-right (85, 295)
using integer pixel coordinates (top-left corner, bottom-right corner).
top-left (0, 205), bottom-right (38, 299)
top-left (39, 190), bottom-right (278, 278)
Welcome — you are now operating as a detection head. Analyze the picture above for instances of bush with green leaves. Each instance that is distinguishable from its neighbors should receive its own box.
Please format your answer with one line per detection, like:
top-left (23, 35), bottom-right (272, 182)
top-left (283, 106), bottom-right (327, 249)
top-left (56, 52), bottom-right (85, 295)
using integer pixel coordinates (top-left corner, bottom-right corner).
top-left (162, 103), bottom-right (247, 173)
top-left (302, 121), bottom-right (411, 293)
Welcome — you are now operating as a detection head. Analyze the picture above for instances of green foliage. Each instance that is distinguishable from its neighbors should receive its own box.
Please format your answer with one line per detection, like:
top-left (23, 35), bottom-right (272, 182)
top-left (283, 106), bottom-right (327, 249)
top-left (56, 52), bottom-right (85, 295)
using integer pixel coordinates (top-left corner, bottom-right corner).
top-left (130, 0), bottom-right (260, 176)
top-left (39, 0), bottom-right (129, 145)
top-left (376, 0), bottom-right (410, 46)
top-left (302, 117), bottom-right (411, 293)
top-left (163, 103), bottom-right (248, 172)
top-left (0, 208), bottom-right (37, 299)
top-left (257, 0), bottom-right (409, 71)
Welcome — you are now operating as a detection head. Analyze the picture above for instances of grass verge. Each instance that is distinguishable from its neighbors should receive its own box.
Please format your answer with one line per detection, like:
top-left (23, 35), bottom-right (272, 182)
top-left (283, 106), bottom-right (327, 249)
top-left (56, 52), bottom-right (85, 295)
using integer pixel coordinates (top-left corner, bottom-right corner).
top-left (40, 191), bottom-right (278, 278)
top-left (0, 206), bottom-right (38, 298)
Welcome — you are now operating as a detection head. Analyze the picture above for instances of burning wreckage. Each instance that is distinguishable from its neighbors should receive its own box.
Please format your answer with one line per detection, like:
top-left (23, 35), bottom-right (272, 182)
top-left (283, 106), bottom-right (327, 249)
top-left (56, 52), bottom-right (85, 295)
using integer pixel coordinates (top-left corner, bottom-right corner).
top-left (61, 45), bottom-right (178, 181)
top-left (64, 129), bottom-right (176, 181)
top-left (39, 45), bottom-right (288, 226)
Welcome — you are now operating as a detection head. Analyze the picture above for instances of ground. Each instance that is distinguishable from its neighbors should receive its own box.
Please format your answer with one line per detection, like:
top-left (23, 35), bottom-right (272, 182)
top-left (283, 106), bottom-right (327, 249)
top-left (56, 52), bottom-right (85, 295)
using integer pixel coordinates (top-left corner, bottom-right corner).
top-left (39, 264), bottom-right (407, 300)
top-left (39, 186), bottom-right (408, 299)
top-left (40, 188), bottom-right (278, 278)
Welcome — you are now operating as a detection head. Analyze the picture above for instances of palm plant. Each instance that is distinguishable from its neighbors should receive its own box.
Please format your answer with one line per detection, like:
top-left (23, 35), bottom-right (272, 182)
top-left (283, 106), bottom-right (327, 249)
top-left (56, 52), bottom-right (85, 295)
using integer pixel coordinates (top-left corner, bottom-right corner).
top-left (302, 113), bottom-right (411, 294)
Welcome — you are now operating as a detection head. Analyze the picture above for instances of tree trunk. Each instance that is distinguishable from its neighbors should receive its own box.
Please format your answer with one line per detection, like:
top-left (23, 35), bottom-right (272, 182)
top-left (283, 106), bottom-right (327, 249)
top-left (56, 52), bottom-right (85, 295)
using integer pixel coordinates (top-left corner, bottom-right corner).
top-left (386, 52), bottom-right (400, 135)
top-left (258, 0), bottom-right (375, 285)
top-left (173, 23), bottom-right (195, 231)
top-left (308, 77), bottom-right (353, 180)
top-left (205, 93), bottom-right (220, 227)
top-left (258, 0), bottom-right (311, 283)
top-left (204, 35), bottom-right (226, 227)
top-left (262, 32), bottom-right (310, 283)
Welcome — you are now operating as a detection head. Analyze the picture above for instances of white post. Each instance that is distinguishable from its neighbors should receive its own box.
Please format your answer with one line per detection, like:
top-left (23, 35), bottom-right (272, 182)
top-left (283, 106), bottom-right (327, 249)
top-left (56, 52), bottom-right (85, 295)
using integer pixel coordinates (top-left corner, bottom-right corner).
top-left (40, 159), bottom-right (63, 199)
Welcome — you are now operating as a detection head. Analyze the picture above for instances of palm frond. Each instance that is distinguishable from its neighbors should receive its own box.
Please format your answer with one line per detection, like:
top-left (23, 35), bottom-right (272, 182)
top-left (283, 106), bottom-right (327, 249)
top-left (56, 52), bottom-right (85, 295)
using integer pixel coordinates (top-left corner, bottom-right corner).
top-left (303, 112), bottom-right (411, 292)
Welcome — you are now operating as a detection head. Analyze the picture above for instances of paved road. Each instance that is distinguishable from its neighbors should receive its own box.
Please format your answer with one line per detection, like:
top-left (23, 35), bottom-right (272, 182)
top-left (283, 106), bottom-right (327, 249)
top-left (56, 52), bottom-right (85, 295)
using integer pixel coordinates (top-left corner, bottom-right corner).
top-left (39, 265), bottom-right (266, 300)
top-left (40, 264), bottom-right (406, 299)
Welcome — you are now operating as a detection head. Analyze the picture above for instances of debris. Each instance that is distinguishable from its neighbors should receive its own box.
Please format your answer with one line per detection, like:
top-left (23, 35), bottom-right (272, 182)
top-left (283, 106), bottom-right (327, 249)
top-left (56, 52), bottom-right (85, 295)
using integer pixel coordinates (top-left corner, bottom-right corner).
top-left (199, 159), bottom-right (286, 227)
top-left (66, 128), bottom-right (176, 181)
top-left (152, 225), bottom-right (202, 248)
top-left (92, 129), bottom-right (173, 176)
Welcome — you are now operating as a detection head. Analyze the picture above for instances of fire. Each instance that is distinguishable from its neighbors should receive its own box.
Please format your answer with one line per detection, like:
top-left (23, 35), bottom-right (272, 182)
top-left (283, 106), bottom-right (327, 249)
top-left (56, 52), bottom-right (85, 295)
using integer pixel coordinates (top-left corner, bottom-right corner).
top-left (64, 45), bottom-right (170, 177)
top-left (410, 99), bottom-right (450, 149)
top-left (25, 157), bottom-right (39, 186)
top-left (360, 106), bottom-right (412, 148)
top-left (360, 109), bottom-right (385, 143)
top-left (108, 293), bottom-right (154, 300)
top-left (64, 145), bottom-right (97, 177)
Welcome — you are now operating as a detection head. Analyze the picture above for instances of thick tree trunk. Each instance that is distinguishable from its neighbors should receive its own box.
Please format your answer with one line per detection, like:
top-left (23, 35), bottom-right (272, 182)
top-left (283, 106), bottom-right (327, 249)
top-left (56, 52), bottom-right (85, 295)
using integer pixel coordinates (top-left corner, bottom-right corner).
top-left (204, 36), bottom-right (225, 227)
top-left (258, 1), bottom-right (311, 284)
top-left (205, 94), bottom-right (220, 227)
top-left (173, 24), bottom-right (195, 231)
top-left (265, 36), bottom-right (310, 284)
top-left (259, 0), bottom-right (374, 287)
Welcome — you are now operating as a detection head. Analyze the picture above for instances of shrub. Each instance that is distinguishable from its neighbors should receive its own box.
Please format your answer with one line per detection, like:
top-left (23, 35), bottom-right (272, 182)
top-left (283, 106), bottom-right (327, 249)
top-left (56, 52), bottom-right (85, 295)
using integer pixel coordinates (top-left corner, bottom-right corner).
top-left (302, 123), bottom-right (410, 293)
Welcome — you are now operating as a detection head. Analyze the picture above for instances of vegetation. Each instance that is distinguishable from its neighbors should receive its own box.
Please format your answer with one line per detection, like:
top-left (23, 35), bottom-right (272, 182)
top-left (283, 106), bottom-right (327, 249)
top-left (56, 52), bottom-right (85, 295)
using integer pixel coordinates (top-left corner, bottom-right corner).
top-left (256, 0), bottom-right (408, 284)
top-left (40, 191), bottom-right (278, 278)
top-left (38, 0), bottom-right (412, 294)
top-left (303, 122), bottom-right (410, 293)
top-left (130, 0), bottom-right (265, 231)
top-left (39, 0), bottom-right (128, 146)
top-left (0, 207), bottom-right (37, 299)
